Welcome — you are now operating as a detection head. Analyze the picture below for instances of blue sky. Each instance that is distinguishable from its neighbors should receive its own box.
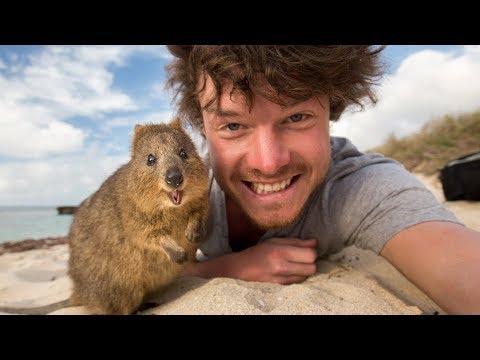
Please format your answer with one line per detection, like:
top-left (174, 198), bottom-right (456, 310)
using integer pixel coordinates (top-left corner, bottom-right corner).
top-left (0, 45), bottom-right (479, 206)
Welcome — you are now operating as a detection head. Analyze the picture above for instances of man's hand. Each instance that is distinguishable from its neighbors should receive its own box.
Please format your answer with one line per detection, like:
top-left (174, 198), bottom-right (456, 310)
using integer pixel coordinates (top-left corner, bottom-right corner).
top-left (182, 238), bottom-right (318, 284)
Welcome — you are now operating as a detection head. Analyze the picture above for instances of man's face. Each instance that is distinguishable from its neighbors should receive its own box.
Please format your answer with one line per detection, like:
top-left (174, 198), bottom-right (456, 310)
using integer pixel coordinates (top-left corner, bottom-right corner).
top-left (200, 75), bottom-right (331, 229)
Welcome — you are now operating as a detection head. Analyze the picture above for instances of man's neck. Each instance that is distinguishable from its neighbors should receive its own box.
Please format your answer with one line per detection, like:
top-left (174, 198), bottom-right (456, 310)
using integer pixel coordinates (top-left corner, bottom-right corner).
top-left (225, 195), bottom-right (265, 252)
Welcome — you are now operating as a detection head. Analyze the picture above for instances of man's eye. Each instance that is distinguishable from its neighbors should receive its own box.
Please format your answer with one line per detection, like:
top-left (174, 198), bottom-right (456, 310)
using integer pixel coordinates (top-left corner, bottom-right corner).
top-left (227, 123), bottom-right (241, 131)
top-left (289, 114), bottom-right (304, 122)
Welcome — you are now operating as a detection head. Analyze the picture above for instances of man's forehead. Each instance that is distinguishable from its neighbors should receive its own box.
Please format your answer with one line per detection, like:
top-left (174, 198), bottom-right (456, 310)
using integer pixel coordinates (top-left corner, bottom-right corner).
top-left (198, 71), bottom-right (324, 113)
top-left (198, 74), bottom-right (248, 112)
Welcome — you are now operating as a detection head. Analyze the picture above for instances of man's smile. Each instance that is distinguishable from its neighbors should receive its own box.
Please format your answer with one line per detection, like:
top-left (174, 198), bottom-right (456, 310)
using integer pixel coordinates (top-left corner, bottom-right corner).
top-left (239, 175), bottom-right (303, 205)
top-left (242, 175), bottom-right (300, 195)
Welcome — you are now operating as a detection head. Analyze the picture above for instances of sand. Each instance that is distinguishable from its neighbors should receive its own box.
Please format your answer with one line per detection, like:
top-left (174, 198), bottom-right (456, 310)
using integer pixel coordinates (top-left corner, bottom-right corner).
top-left (0, 245), bottom-right (423, 315)
top-left (0, 172), bottom-right (478, 315)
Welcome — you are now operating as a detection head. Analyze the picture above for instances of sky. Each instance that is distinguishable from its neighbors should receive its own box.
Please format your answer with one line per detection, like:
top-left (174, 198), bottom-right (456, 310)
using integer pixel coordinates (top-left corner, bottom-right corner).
top-left (0, 45), bottom-right (479, 206)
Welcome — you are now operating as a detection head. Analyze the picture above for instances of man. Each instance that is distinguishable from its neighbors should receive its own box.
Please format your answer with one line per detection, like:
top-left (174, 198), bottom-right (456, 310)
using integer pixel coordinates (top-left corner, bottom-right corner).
top-left (165, 45), bottom-right (480, 314)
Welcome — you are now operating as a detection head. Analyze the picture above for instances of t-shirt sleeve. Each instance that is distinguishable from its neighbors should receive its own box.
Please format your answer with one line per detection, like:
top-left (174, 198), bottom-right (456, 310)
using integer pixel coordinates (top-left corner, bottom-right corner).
top-left (329, 162), bottom-right (463, 254)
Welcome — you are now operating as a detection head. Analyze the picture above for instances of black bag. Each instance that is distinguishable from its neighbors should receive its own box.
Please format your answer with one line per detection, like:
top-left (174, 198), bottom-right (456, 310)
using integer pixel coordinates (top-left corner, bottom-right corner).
top-left (439, 152), bottom-right (480, 201)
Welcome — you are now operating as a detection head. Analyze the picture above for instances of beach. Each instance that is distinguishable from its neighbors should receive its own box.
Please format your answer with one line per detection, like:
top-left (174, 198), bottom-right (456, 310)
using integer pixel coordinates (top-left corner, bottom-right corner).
top-left (1, 173), bottom-right (478, 315)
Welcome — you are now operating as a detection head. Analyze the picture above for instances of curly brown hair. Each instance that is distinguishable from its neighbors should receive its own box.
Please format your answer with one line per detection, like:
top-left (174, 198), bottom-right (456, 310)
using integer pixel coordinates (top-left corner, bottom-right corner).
top-left (166, 45), bottom-right (385, 130)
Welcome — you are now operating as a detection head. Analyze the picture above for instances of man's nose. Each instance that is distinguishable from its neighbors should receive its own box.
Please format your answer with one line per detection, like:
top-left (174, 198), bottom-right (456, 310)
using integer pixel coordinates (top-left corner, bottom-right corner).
top-left (246, 127), bottom-right (290, 175)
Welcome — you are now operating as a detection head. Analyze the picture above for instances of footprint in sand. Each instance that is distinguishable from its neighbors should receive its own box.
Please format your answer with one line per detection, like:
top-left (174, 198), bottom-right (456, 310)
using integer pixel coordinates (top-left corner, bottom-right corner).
top-left (14, 266), bottom-right (67, 283)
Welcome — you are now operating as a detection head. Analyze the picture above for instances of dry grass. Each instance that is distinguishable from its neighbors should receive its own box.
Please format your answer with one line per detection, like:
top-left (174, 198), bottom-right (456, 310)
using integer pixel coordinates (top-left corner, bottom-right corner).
top-left (368, 110), bottom-right (480, 175)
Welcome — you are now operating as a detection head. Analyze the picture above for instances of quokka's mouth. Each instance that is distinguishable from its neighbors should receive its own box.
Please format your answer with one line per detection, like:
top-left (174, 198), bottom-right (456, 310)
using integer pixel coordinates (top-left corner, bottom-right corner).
top-left (169, 190), bottom-right (183, 205)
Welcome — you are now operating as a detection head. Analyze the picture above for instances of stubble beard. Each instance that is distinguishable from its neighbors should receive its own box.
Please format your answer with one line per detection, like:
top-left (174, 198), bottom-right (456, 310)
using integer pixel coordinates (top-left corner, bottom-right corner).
top-left (216, 161), bottom-right (326, 231)
top-left (231, 190), bottom-right (302, 230)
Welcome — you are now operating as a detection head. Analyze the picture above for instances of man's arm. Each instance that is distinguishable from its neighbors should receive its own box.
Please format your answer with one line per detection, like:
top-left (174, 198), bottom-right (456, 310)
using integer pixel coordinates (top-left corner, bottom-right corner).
top-left (182, 238), bottom-right (318, 285)
top-left (380, 221), bottom-right (480, 314)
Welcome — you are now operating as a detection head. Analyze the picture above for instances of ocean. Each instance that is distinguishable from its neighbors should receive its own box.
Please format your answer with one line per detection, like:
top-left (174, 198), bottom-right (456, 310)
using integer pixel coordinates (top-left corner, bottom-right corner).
top-left (0, 206), bottom-right (73, 244)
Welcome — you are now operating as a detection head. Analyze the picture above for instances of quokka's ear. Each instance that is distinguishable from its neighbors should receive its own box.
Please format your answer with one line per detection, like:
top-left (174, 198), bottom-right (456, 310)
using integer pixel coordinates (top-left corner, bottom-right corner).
top-left (134, 124), bottom-right (143, 137)
top-left (131, 124), bottom-right (144, 157)
top-left (169, 117), bottom-right (184, 133)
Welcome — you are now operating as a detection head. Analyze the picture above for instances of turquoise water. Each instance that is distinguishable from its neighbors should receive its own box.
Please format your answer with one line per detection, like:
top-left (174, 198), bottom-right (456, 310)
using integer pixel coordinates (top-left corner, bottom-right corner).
top-left (0, 206), bottom-right (73, 243)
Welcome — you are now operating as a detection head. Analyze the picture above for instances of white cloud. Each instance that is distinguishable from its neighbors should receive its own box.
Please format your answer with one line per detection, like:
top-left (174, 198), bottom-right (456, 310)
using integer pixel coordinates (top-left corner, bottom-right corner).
top-left (464, 45), bottom-right (480, 56)
top-left (0, 45), bottom-right (172, 158)
top-left (102, 110), bottom-right (175, 132)
top-left (18, 46), bottom-right (138, 116)
top-left (331, 47), bottom-right (480, 151)
top-left (0, 143), bottom-right (130, 206)
top-left (0, 99), bottom-right (86, 158)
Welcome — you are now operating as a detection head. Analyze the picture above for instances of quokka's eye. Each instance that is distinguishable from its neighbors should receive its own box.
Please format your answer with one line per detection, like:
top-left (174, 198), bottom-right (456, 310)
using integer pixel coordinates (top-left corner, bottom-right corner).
top-left (179, 149), bottom-right (188, 159)
top-left (147, 154), bottom-right (156, 166)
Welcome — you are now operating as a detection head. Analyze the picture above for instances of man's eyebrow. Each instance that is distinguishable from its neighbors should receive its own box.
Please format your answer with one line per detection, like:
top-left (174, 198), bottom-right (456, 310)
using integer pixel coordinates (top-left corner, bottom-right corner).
top-left (207, 108), bottom-right (242, 117)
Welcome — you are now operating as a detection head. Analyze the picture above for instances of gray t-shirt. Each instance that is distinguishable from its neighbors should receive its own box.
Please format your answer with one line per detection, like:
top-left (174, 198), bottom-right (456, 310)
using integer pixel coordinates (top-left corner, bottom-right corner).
top-left (196, 136), bottom-right (462, 261)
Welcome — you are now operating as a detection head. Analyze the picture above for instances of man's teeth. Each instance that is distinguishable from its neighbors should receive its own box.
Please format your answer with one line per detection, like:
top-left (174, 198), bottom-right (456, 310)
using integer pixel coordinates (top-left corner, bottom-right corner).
top-left (250, 178), bottom-right (292, 195)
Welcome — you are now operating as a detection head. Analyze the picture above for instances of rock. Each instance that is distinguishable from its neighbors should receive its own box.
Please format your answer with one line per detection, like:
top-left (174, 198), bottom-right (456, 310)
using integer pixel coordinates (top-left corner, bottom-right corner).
top-left (57, 206), bottom-right (77, 215)
top-left (0, 237), bottom-right (68, 256)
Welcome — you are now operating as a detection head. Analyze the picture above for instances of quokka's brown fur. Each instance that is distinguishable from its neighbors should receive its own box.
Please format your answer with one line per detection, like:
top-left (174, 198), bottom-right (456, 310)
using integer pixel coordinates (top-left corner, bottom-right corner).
top-left (67, 118), bottom-right (209, 315)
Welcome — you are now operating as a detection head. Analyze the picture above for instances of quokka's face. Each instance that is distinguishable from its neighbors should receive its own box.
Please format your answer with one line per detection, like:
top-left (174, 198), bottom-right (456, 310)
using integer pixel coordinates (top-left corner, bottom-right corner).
top-left (130, 124), bottom-right (208, 209)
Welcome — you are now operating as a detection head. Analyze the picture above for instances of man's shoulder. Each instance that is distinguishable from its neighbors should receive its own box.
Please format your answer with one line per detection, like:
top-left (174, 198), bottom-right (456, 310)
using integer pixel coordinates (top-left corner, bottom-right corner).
top-left (323, 136), bottom-right (429, 210)
top-left (328, 136), bottom-right (402, 180)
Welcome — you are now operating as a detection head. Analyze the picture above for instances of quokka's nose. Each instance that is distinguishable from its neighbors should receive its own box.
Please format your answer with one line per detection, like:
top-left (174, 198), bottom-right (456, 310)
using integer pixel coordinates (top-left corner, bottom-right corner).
top-left (165, 167), bottom-right (184, 188)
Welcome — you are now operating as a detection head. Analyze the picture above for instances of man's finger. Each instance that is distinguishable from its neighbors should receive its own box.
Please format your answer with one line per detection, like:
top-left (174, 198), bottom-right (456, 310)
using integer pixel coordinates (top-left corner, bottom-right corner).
top-left (283, 246), bottom-right (318, 264)
top-left (268, 237), bottom-right (318, 248)
top-left (276, 261), bottom-right (317, 276)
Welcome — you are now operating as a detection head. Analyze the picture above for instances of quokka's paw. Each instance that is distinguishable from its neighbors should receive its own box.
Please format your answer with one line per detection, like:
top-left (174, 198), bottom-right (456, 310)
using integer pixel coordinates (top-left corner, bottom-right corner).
top-left (186, 230), bottom-right (203, 244)
top-left (185, 215), bottom-right (206, 244)
top-left (162, 242), bottom-right (188, 264)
